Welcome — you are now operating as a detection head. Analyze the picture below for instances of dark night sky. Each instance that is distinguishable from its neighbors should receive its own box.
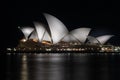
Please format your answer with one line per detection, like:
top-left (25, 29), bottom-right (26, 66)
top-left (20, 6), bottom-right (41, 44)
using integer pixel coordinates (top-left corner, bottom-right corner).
top-left (1, 0), bottom-right (120, 49)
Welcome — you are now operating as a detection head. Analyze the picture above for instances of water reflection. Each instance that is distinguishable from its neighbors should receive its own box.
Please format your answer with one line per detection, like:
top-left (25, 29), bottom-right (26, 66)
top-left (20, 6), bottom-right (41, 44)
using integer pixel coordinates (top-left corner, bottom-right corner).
top-left (26, 53), bottom-right (68, 80)
top-left (70, 54), bottom-right (90, 80)
top-left (3, 53), bottom-right (120, 80)
top-left (21, 54), bottom-right (28, 80)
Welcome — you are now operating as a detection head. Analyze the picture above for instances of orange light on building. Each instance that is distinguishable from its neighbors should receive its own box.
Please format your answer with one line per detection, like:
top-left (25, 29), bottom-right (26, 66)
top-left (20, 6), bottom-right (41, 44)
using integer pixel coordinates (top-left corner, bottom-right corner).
top-left (42, 40), bottom-right (51, 45)
top-left (32, 39), bottom-right (38, 42)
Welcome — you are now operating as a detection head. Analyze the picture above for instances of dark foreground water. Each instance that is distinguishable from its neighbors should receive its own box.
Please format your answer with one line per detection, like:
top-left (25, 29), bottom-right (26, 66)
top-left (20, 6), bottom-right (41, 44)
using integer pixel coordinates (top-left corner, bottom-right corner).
top-left (2, 53), bottom-right (120, 80)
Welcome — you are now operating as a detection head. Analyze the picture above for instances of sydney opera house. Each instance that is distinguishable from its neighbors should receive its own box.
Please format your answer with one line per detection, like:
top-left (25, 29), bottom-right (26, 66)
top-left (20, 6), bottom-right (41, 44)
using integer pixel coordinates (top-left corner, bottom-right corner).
top-left (7, 13), bottom-right (119, 52)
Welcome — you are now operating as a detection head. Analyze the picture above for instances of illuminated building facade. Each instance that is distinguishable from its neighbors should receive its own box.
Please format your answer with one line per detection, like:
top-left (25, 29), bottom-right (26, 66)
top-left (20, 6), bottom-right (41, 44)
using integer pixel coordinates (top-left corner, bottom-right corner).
top-left (7, 13), bottom-right (116, 52)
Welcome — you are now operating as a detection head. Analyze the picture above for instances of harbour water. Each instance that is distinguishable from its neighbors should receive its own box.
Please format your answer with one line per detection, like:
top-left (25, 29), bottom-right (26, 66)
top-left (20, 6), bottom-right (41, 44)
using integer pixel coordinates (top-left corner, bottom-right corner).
top-left (2, 53), bottom-right (120, 80)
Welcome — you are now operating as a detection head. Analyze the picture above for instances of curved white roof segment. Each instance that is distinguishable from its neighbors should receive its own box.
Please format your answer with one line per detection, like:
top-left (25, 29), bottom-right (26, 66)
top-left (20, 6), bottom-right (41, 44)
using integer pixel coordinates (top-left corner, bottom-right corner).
top-left (44, 13), bottom-right (69, 44)
top-left (87, 36), bottom-right (101, 44)
top-left (70, 28), bottom-right (91, 43)
top-left (87, 35), bottom-right (114, 45)
top-left (96, 35), bottom-right (114, 44)
top-left (62, 34), bottom-right (79, 42)
top-left (34, 22), bottom-right (46, 42)
top-left (19, 27), bottom-right (34, 40)
top-left (29, 30), bottom-right (38, 39)
top-left (42, 31), bottom-right (51, 42)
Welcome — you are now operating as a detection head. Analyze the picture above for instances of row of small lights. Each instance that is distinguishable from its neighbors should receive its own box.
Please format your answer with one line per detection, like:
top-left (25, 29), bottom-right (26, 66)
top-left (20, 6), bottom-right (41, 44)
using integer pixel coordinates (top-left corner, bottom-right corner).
top-left (101, 46), bottom-right (120, 52)
top-left (7, 47), bottom-right (100, 52)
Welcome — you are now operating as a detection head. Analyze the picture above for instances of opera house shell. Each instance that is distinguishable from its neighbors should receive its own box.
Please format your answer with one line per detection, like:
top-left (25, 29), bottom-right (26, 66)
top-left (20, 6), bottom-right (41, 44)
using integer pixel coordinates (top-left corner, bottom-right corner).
top-left (14, 13), bottom-right (114, 52)
top-left (19, 13), bottom-right (113, 44)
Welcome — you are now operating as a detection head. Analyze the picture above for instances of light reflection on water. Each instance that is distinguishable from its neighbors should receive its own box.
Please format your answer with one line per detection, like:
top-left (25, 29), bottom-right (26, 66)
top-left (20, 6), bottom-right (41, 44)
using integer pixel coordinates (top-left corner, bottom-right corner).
top-left (3, 53), bottom-right (120, 80)
top-left (26, 54), bottom-right (67, 80)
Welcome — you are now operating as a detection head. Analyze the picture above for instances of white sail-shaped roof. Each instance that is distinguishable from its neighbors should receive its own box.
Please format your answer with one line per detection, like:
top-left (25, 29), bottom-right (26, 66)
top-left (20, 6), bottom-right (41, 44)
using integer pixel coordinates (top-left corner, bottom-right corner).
top-left (29, 30), bottom-right (38, 39)
top-left (44, 13), bottom-right (69, 44)
top-left (87, 36), bottom-right (101, 44)
top-left (70, 28), bottom-right (91, 43)
top-left (34, 22), bottom-right (46, 42)
top-left (42, 31), bottom-right (51, 42)
top-left (96, 35), bottom-right (114, 44)
top-left (62, 34), bottom-right (78, 42)
top-left (19, 27), bottom-right (34, 40)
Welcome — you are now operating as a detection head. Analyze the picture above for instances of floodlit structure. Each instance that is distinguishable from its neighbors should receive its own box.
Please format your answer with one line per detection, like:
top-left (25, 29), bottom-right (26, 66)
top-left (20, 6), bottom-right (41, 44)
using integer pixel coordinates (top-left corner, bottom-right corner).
top-left (96, 35), bottom-right (114, 44)
top-left (70, 28), bottom-right (91, 43)
top-left (44, 13), bottom-right (69, 44)
top-left (19, 13), bottom-right (114, 45)
top-left (19, 27), bottom-right (34, 40)
top-left (34, 22), bottom-right (46, 42)
top-left (5, 13), bottom-right (118, 53)
top-left (62, 34), bottom-right (79, 42)
top-left (87, 36), bottom-right (101, 45)
top-left (29, 30), bottom-right (38, 40)
top-left (87, 35), bottom-right (114, 45)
